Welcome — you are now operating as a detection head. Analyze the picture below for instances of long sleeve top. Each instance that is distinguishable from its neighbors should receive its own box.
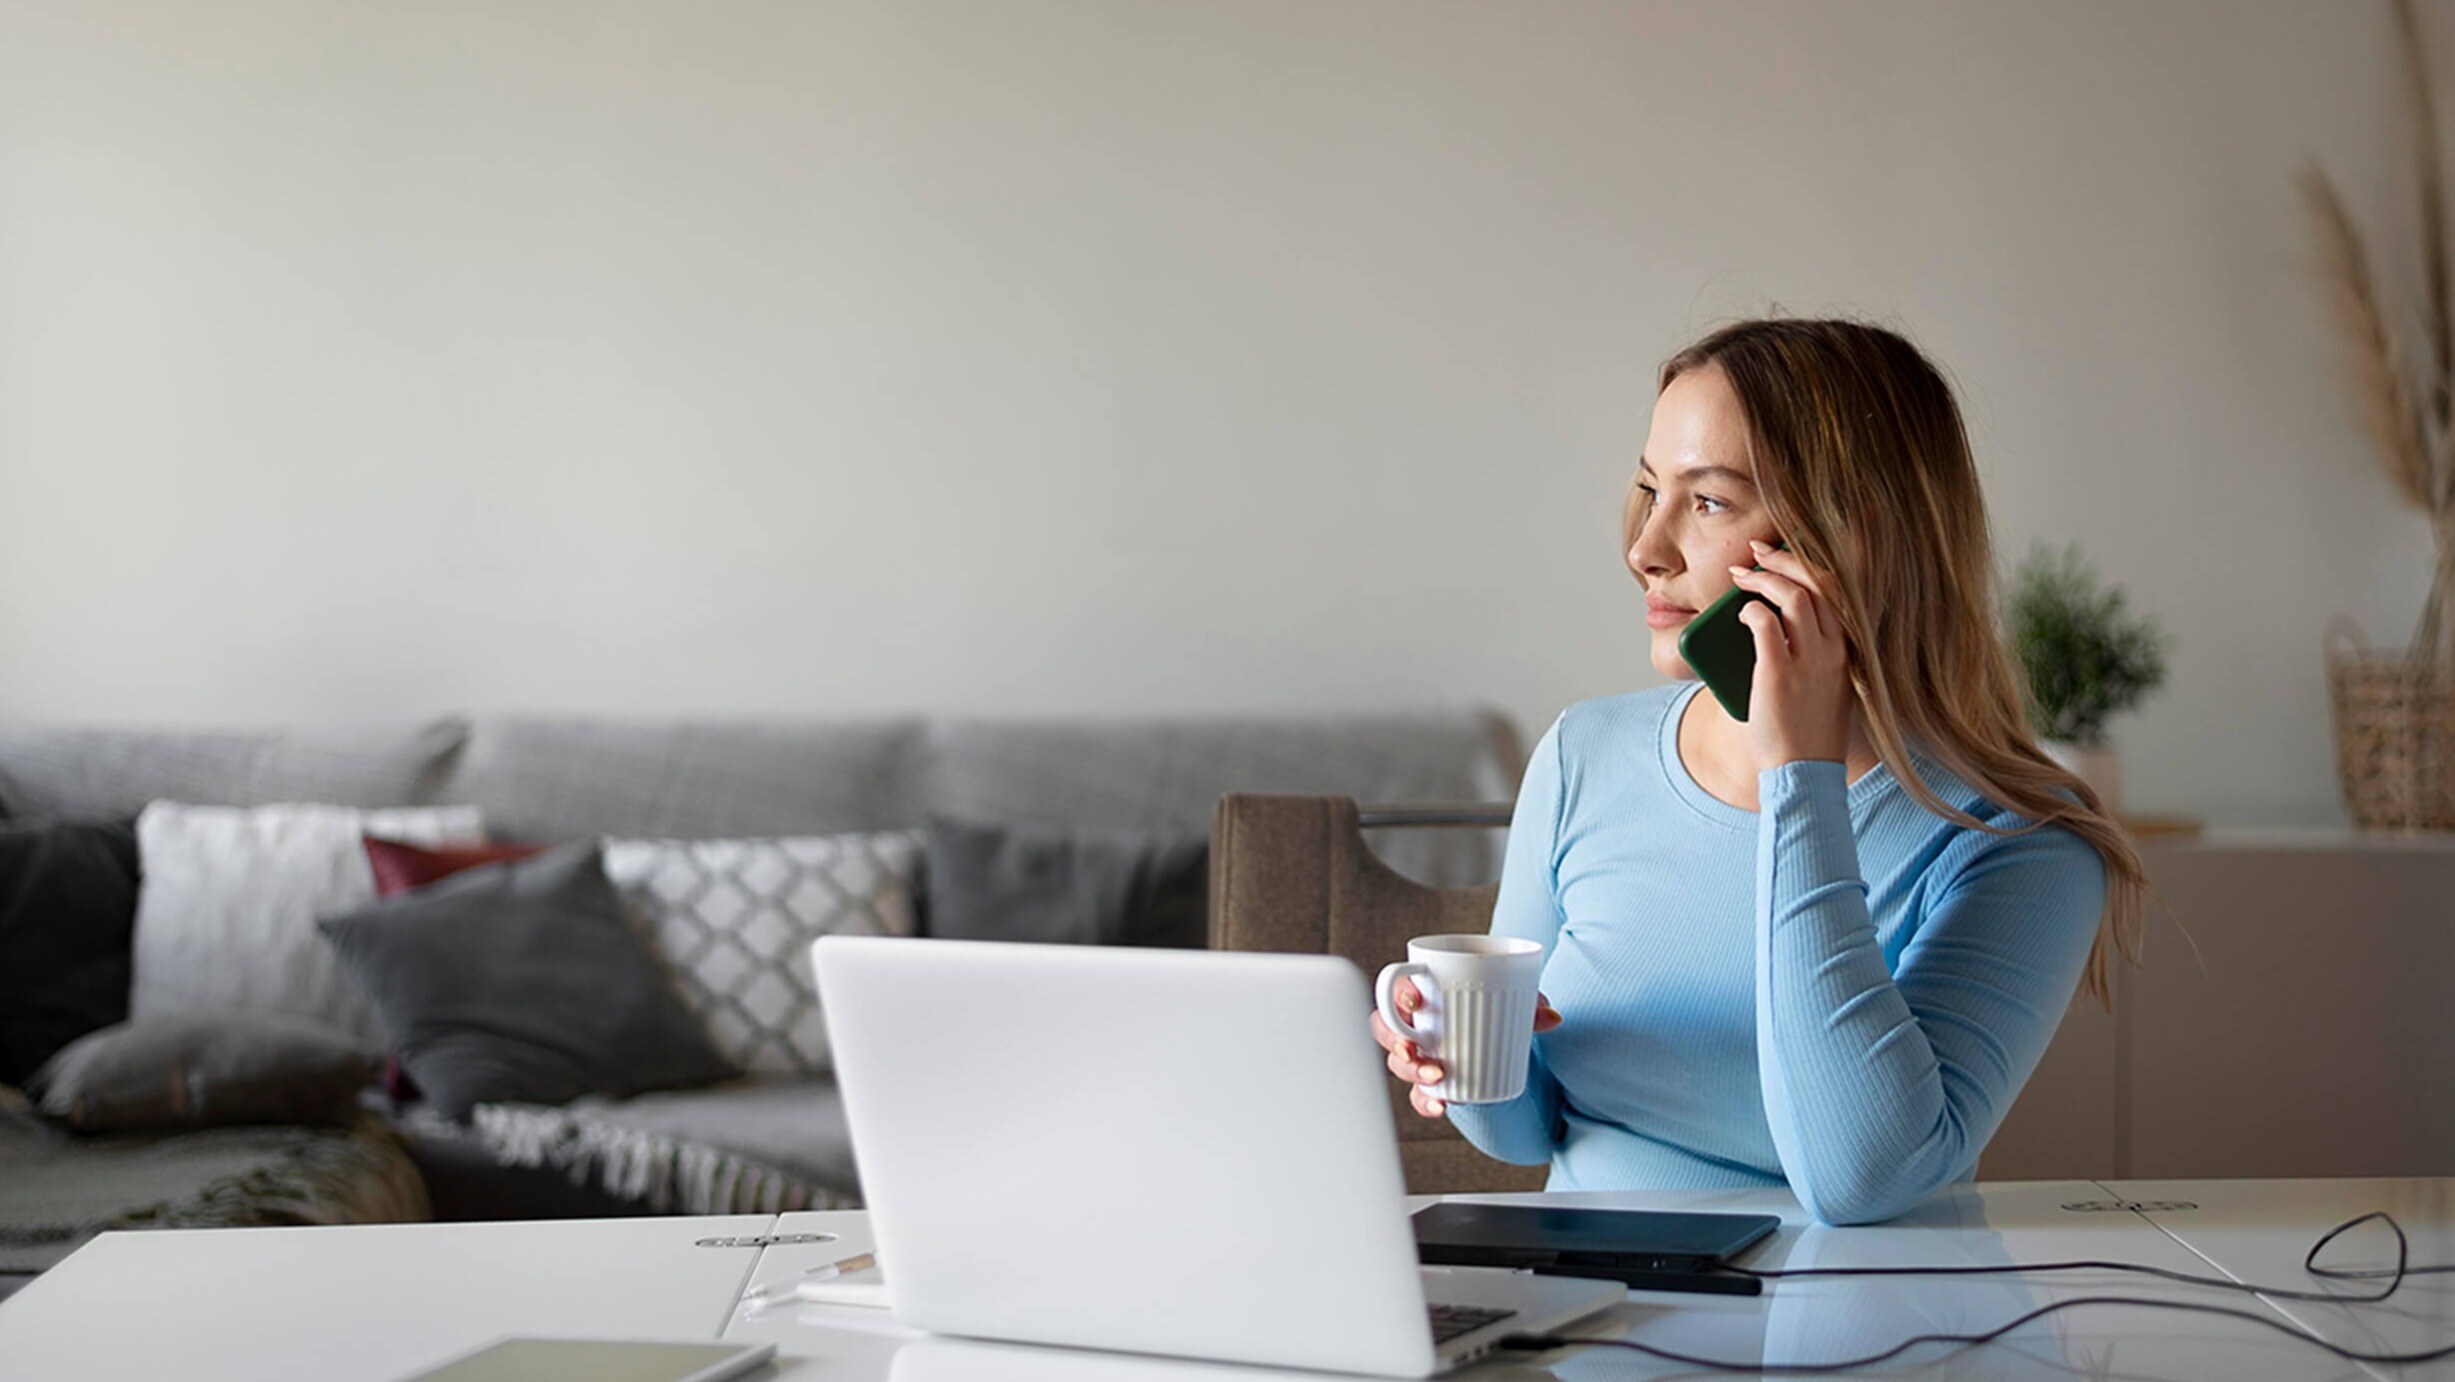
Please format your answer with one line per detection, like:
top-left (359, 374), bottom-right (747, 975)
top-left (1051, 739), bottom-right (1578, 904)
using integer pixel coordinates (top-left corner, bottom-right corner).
top-left (1444, 681), bottom-right (2106, 1225)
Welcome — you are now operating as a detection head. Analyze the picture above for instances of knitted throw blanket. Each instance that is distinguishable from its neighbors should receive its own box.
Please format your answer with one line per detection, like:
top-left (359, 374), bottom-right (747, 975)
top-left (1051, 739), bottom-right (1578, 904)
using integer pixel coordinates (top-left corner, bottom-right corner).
top-left (470, 1102), bottom-right (861, 1217)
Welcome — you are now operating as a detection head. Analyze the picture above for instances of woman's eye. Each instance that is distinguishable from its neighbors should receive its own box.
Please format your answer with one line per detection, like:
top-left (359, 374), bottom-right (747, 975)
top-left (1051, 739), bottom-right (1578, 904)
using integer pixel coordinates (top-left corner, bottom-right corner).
top-left (1695, 494), bottom-right (1730, 515)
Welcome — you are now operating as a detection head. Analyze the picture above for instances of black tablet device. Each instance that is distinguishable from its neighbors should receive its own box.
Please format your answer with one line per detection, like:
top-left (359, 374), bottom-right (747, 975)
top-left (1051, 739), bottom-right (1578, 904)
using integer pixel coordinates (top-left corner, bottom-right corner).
top-left (1412, 1203), bottom-right (1781, 1295)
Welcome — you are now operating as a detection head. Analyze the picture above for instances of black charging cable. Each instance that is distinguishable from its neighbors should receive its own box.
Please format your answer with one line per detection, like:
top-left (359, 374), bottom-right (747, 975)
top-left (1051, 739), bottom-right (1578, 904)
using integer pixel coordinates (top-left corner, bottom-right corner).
top-left (1494, 1210), bottom-right (2455, 1372)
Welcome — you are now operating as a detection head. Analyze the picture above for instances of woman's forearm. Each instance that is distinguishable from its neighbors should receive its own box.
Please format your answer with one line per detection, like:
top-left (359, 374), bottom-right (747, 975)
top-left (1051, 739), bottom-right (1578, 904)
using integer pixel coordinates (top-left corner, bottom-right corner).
top-left (1751, 760), bottom-right (2102, 1225)
top-left (1443, 1055), bottom-right (1563, 1166)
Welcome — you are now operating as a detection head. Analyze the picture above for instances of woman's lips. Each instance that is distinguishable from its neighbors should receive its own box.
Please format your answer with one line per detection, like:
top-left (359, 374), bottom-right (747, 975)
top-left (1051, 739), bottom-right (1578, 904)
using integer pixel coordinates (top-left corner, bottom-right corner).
top-left (1645, 596), bottom-right (1696, 630)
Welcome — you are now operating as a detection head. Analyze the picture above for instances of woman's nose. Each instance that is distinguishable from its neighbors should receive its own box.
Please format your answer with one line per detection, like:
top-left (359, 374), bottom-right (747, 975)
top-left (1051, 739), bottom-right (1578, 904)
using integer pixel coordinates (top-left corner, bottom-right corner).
top-left (1629, 523), bottom-right (1677, 579)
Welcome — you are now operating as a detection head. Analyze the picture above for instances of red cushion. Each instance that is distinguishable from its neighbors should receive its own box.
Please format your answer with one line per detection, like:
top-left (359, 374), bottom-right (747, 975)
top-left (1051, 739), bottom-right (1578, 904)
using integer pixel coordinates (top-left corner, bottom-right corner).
top-left (362, 837), bottom-right (545, 898)
top-left (379, 1055), bottom-right (421, 1102)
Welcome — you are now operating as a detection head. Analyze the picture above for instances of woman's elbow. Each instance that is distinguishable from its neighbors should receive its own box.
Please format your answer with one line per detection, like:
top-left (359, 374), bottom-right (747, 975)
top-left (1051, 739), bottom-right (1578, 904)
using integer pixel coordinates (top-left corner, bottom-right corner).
top-left (1797, 1179), bottom-right (1927, 1226)
top-left (1443, 1113), bottom-right (1553, 1168)
top-left (1458, 1126), bottom-right (1555, 1168)
top-left (1792, 1149), bottom-right (1964, 1225)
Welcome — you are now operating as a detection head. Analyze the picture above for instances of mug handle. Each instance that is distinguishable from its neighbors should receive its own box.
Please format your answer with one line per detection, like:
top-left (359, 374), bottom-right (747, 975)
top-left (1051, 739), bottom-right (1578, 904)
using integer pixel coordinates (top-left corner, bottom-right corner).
top-left (1375, 962), bottom-right (1440, 1048)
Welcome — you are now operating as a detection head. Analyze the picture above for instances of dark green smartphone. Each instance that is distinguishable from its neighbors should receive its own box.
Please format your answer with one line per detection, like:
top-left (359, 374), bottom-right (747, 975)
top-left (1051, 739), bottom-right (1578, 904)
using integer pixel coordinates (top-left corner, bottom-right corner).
top-left (1675, 542), bottom-right (1784, 721)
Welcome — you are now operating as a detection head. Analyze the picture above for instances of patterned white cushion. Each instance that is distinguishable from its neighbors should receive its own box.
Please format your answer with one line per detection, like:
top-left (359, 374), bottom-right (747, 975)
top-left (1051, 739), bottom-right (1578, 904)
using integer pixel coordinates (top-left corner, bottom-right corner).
top-left (601, 833), bottom-right (921, 1076)
top-left (131, 803), bottom-right (486, 1045)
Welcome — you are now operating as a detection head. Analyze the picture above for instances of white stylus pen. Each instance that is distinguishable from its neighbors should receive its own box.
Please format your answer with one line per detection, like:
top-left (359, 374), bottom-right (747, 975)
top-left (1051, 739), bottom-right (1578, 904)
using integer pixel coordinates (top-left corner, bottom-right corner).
top-left (740, 1253), bottom-right (879, 1309)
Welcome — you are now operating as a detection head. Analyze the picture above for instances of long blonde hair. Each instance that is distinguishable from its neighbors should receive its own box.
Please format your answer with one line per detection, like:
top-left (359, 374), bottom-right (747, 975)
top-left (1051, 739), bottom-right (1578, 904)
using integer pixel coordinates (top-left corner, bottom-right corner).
top-left (1646, 316), bottom-right (2145, 1007)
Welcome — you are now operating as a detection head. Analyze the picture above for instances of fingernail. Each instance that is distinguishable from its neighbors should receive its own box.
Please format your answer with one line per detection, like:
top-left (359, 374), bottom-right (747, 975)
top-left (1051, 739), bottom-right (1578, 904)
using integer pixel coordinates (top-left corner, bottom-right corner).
top-left (1729, 565), bottom-right (1750, 576)
top-left (1749, 538), bottom-right (1770, 550)
top-left (1420, 1065), bottom-right (1443, 1083)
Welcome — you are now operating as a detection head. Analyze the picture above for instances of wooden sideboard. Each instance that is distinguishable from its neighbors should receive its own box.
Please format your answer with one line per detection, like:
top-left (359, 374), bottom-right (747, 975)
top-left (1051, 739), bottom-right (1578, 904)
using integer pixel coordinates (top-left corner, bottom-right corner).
top-left (1979, 829), bottom-right (2455, 1181)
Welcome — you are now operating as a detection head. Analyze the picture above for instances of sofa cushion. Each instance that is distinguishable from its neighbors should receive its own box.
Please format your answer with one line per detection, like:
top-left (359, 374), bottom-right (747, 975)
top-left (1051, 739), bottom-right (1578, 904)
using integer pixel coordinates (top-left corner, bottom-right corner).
top-left (351, 837), bottom-right (525, 1101)
top-left (0, 819), bottom-right (140, 1087)
top-left (318, 842), bottom-right (737, 1121)
top-left (27, 1012), bottom-right (380, 1132)
top-left (602, 834), bottom-right (923, 1076)
top-left (921, 815), bottom-right (1206, 948)
top-left (131, 804), bottom-right (485, 1045)
top-left (433, 719), bottom-right (927, 842)
top-left (364, 837), bottom-right (545, 896)
top-left (918, 714), bottom-right (1519, 886)
top-left (469, 1075), bottom-right (859, 1214)
top-left (0, 722), bottom-right (467, 820)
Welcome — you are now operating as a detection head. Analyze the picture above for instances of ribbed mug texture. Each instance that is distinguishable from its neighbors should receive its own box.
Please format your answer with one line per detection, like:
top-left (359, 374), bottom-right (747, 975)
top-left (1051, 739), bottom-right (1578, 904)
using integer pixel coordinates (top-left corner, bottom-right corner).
top-left (1422, 983), bottom-right (1536, 1105)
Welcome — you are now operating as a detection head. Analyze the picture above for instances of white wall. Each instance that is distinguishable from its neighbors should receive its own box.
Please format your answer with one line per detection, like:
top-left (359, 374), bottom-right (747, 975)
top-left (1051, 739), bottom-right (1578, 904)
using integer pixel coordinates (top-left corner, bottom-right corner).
top-left (0, 0), bottom-right (2429, 825)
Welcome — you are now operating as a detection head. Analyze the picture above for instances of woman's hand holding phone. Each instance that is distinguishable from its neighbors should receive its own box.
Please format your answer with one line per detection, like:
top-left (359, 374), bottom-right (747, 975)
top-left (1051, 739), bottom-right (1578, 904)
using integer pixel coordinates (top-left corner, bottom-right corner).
top-left (1369, 976), bottom-right (1561, 1118)
top-left (1725, 538), bottom-right (1855, 774)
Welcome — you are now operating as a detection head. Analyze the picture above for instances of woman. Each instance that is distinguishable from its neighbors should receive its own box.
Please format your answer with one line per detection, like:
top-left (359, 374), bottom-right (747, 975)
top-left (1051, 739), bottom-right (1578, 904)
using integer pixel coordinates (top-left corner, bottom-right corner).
top-left (1370, 316), bottom-right (2147, 1226)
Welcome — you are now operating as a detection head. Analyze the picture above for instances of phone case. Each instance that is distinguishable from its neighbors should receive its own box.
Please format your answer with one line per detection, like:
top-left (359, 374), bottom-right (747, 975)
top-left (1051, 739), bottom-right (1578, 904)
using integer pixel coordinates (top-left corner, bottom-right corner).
top-left (1677, 581), bottom-right (1769, 721)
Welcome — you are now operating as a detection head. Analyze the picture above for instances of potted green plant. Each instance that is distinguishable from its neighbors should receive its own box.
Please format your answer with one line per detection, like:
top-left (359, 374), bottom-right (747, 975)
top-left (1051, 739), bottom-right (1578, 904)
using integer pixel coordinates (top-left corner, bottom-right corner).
top-left (2005, 541), bottom-right (2173, 814)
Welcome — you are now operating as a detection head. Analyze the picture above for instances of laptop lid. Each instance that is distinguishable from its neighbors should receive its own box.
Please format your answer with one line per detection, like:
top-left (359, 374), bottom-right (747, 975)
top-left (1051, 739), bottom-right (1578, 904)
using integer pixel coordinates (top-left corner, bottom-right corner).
top-left (812, 936), bottom-right (1530, 1377)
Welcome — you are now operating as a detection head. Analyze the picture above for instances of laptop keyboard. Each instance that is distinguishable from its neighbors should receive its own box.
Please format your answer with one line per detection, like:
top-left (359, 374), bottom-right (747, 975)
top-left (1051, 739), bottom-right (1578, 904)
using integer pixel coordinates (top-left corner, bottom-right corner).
top-left (1427, 1302), bottom-right (1517, 1345)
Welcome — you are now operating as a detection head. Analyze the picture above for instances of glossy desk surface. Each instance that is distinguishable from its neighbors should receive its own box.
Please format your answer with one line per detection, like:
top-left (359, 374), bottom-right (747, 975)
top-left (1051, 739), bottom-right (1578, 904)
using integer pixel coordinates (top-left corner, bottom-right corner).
top-left (2112, 1177), bottom-right (2455, 1378)
top-left (4, 1179), bottom-right (2448, 1380)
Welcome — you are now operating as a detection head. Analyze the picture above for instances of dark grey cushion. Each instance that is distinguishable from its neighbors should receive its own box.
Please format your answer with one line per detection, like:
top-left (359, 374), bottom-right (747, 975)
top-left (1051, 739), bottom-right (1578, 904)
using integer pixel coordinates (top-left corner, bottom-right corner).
top-left (25, 1012), bottom-right (379, 1131)
top-left (0, 819), bottom-right (141, 1087)
top-left (317, 842), bottom-right (736, 1121)
top-left (921, 815), bottom-right (1208, 949)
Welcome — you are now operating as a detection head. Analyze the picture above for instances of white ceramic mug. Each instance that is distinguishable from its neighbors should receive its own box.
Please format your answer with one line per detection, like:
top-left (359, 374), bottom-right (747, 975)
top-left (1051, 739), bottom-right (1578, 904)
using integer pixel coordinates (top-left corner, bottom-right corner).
top-left (1373, 934), bottom-right (1544, 1105)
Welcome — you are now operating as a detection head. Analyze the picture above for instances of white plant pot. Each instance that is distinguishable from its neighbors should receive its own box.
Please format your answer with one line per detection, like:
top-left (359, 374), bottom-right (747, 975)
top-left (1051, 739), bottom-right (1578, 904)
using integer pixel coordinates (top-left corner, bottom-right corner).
top-left (2042, 739), bottom-right (2122, 815)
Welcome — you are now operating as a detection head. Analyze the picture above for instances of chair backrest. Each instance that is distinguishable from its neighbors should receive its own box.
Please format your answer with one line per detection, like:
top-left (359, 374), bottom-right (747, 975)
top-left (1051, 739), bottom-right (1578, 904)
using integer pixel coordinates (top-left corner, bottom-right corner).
top-left (1208, 793), bottom-right (1547, 1195)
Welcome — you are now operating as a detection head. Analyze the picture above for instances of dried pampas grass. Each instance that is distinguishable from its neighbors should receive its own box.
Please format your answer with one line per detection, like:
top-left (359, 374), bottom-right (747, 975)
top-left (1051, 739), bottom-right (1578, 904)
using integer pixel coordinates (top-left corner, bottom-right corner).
top-left (2298, 167), bottom-right (2438, 512)
top-left (2299, 0), bottom-right (2455, 669)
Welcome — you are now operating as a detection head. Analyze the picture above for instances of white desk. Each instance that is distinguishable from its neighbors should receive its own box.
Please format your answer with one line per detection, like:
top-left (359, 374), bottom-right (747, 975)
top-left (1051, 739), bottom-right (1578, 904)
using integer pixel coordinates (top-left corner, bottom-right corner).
top-left (3, 1181), bottom-right (2446, 1381)
top-left (726, 1182), bottom-right (2382, 1380)
top-left (2112, 1177), bottom-right (2455, 1380)
top-left (0, 1214), bottom-right (777, 1381)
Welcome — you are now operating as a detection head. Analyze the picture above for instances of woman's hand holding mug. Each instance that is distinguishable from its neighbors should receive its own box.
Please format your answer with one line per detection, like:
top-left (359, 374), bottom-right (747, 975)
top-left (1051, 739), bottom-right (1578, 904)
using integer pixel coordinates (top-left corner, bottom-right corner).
top-left (1369, 935), bottom-right (1559, 1118)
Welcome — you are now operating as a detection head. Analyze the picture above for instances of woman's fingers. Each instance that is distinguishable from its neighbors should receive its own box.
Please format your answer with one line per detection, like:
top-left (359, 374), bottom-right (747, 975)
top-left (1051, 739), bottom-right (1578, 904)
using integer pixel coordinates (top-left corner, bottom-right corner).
top-left (1370, 1009), bottom-right (1442, 1084)
top-left (1744, 541), bottom-right (1838, 641)
top-left (1731, 540), bottom-right (1857, 771)
top-left (1382, 981), bottom-right (1559, 1116)
top-left (1385, 1039), bottom-right (1441, 1083)
top-left (1730, 565), bottom-right (1813, 640)
top-left (1735, 566), bottom-right (1845, 674)
top-left (1368, 1009), bottom-right (1406, 1055)
top-left (1738, 597), bottom-right (1792, 667)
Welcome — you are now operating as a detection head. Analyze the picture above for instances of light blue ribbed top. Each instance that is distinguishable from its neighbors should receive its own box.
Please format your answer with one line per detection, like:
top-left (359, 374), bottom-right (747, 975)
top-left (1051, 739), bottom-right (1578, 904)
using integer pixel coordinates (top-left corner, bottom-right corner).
top-left (1444, 681), bottom-right (2106, 1225)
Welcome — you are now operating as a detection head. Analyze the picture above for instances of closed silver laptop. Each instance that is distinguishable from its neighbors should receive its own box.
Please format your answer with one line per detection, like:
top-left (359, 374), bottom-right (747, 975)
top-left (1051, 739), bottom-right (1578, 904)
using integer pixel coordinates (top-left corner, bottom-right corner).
top-left (811, 936), bottom-right (1621, 1378)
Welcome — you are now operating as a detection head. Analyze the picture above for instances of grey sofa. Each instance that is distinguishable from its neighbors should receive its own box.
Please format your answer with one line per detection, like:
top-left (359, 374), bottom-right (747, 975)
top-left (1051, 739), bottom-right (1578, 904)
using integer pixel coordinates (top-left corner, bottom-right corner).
top-left (0, 710), bottom-right (1522, 1291)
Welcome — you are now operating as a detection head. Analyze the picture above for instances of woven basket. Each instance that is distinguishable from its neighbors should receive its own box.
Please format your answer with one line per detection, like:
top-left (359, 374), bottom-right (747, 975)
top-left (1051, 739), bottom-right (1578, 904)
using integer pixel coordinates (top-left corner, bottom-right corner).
top-left (2327, 620), bottom-right (2455, 830)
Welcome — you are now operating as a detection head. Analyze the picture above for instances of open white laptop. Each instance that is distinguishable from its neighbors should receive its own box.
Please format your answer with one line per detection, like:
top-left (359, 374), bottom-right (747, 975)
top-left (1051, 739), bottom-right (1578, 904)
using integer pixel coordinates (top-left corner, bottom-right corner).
top-left (810, 936), bottom-right (1621, 1378)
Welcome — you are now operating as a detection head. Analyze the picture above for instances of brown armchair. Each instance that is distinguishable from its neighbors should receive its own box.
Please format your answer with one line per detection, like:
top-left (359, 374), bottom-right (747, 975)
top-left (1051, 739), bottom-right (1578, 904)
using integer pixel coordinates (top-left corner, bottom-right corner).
top-left (1208, 793), bottom-right (1549, 1195)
